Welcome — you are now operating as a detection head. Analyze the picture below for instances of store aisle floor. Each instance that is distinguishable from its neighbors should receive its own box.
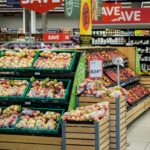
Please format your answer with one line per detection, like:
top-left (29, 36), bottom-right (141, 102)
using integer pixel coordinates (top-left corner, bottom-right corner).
top-left (127, 110), bottom-right (150, 150)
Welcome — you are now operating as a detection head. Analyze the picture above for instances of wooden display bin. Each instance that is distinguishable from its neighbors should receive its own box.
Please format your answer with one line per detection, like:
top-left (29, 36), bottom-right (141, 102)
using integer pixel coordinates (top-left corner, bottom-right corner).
top-left (62, 116), bottom-right (109, 150)
top-left (77, 96), bottom-right (127, 150)
top-left (0, 134), bottom-right (61, 150)
top-left (127, 97), bottom-right (150, 125)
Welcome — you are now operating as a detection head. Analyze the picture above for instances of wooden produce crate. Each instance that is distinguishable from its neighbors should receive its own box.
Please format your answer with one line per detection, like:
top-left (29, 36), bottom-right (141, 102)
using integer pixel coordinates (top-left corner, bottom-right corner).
top-left (77, 96), bottom-right (127, 150)
top-left (127, 97), bottom-right (150, 125)
top-left (0, 134), bottom-right (61, 150)
top-left (140, 76), bottom-right (150, 91)
top-left (62, 116), bottom-right (109, 150)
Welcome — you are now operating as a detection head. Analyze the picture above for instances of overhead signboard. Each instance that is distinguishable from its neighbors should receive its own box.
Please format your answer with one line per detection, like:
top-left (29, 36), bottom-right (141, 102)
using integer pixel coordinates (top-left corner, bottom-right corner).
top-left (93, 2), bottom-right (150, 24)
top-left (7, 0), bottom-right (20, 8)
top-left (20, 0), bottom-right (63, 14)
top-left (65, 0), bottom-right (80, 18)
top-left (80, 0), bottom-right (92, 35)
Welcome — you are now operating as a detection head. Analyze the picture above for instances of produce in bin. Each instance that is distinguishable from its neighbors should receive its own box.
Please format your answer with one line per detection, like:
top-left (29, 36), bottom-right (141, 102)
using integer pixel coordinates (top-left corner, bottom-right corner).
top-left (62, 102), bottom-right (109, 122)
top-left (77, 79), bottom-right (124, 98)
top-left (0, 50), bottom-right (36, 68)
top-left (86, 49), bottom-right (127, 62)
top-left (105, 67), bottom-right (137, 82)
top-left (16, 108), bottom-right (61, 130)
top-left (34, 51), bottom-right (74, 69)
top-left (0, 105), bottom-right (21, 128)
top-left (0, 79), bottom-right (29, 96)
top-left (125, 84), bottom-right (150, 105)
top-left (27, 78), bottom-right (66, 98)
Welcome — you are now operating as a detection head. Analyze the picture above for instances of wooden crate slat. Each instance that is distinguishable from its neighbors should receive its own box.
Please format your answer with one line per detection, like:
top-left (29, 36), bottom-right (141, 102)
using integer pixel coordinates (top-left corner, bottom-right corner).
top-left (100, 128), bottom-right (109, 138)
top-left (66, 133), bottom-right (95, 139)
top-left (0, 134), bottom-right (61, 145)
top-left (66, 139), bottom-right (95, 146)
top-left (100, 139), bottom-right (109, 150)
top-left (110, 133), bottom-right (126, 143)
top-left (0, 142), bottom-right (61, 150)
top-left (100, 122), bottom-right (109, 132)
top-left (66, 123), bottom-right (94, 128)
top-left (100, 116), bottom-right (109, 126)
top-left (66, 127), bottom-right (95, 133)
top-left (66, 145), bottom-right (95, 150)
top-left (100, 134), bottom-right (109, 145)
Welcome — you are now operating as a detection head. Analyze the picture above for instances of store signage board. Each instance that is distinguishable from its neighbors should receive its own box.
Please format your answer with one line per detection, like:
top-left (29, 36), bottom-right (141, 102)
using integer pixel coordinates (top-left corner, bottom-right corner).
top-left (7, 0), bottom-right (20, 8)
top-left (65, 0), bottom-right (80, 19)
top-left (20, 0), bottom-right (63, 14)
top-left (43, 33), bottom-right (70, 42)
top-left (88, 59), bottom-right (103, 79)
top-left (80, 0), bottom-right (92, 36)
top-left (93, 2), bottom-right (150, 24)
top-left (92, 0), bottom-right (102, 22)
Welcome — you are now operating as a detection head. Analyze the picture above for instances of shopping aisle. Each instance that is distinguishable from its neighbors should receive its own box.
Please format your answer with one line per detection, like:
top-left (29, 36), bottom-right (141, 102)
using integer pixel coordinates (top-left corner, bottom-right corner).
top-left (127, 110), bottom-right (150, 150)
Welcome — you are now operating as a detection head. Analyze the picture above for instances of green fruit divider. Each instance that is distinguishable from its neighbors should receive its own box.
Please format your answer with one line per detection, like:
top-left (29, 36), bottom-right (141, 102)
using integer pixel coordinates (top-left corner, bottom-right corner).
top-left (0, 106), bottom-right (22, 133)
top-left (30, 50), bottom-right (77, 72)
top-left (24, 79), bottom-right (72, 103)
top-left (0, 77), bottom-right (31, 101)
top-left (15, 107), bottom-right (65, 135)
top-left (0, 50), bottom-right (39, 72)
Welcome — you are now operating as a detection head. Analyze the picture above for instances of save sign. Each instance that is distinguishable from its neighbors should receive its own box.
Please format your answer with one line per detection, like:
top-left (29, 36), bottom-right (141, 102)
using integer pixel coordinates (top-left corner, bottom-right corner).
top-left (20, 0), bottom-right (62, 14)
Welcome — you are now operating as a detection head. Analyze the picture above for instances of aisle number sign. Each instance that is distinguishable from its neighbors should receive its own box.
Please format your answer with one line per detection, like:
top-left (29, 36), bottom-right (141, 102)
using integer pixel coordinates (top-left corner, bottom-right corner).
top-left (20, 0), bottom-right (63, 14)
top-left (80, 0), bottom-right (92, 35)
top-left (89, 59), bottom-right (103, 78)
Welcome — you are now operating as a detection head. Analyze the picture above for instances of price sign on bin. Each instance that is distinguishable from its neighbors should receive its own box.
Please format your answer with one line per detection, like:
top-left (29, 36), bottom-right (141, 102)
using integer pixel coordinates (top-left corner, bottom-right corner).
top-left (88, 59), bottom-right (103, 78)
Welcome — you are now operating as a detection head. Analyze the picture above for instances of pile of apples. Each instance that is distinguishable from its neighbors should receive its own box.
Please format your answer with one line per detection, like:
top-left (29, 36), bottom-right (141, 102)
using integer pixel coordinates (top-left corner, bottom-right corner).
top-left (0, 50), bottom-right (36, 68)
top-left (105, 67), bottom-right (137, 82)
top-left (0, 105), bottom-right (21, 128)
top-left (126, 84), bottom-right (150, 105)
top-left (62, 102), bottom-right (109, 122)
top-left (0, 79), bottom-right (29, 96)
top-left (27, 78), bottom-right (66, 99)
top-left (77, 79), bottom-right (124, 98)
top-left (34, 51), bottom-right (73, 69)
top-left (86, 50), bottom-right (126, 62)
top-left (16, 108), bottom-right (61, 130)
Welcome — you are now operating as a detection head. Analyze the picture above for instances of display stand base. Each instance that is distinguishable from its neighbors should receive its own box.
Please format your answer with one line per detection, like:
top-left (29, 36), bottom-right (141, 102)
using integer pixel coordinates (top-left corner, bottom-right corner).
top-left (0, 134), bottom-right (61, 150)
top-left (62, 116), bottom-right (109, 150)
top-left (78, 96), bottom-right (127, 150)
top-left (127, 97), bottom-right (150, 125)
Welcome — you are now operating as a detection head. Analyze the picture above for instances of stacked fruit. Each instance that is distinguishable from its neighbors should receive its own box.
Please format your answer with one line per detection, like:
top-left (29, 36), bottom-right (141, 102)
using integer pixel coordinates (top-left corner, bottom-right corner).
top-left (62, 102), bottom-right (109, 122)
top-left (86, 50), bottom-right (126, 62)
top-left (0, 79), bottom-right (29, 96)
top-left (0, 50), bottom-right (36, 68)
top-left (77, 79), bottom-right (123, 98)
top-left (16, 108), bottom-right (61, 130)
top-left (126, 84), bottom-right (150, 105)
top-left (0, 105), bottom-right (21, 128)
top-left (105, 67), bottom-right (137, 83)
top-left (27, 78), bottom-right (66, 99)
top-left (34, 51), bottom-right (73, 69)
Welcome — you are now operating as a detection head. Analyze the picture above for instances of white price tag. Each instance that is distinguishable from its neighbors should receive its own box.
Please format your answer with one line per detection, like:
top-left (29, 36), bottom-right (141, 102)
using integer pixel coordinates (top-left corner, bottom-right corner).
top-left (35, 72), bottom-right (40, 76)
top-left (89, 60), bottom-right (103, 78)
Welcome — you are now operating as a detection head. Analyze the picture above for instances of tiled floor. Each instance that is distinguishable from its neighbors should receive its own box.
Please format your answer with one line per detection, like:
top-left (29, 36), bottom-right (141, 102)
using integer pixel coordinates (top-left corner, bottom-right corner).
top-left (127, 110), bottom-right (150, 150)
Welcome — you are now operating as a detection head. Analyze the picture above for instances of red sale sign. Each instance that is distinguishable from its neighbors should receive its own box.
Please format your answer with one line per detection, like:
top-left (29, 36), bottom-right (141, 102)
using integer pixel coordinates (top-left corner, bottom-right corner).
top-left (93, 2), bottom-right (150, 24)
top-left (43, 33), bottom-right (70, 42)
top-left (20, 0), bottom-right (63, 14)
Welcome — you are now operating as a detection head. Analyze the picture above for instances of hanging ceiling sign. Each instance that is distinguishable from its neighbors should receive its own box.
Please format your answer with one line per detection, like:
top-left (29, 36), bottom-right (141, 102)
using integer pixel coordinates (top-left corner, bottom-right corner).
top-left (20, 0), bottom-right (63, 14)
top-left (93, 2), bottom-right (150, 24)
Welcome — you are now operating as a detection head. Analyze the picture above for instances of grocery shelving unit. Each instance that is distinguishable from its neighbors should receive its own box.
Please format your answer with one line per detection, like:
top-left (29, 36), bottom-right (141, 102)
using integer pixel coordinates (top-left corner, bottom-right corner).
top-left (92, 29), bottom-right (150, 75)
top-left (0, 48), bottom-right (83, 150)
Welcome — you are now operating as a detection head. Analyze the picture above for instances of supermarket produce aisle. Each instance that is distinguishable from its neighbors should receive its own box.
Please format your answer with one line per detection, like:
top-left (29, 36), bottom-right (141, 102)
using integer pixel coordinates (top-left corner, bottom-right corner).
top-left (127, 110), bottom-right (150, 150)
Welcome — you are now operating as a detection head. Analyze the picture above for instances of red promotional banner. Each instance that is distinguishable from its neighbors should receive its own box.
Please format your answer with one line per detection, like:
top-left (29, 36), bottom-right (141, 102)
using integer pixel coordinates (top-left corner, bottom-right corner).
top-left (20, 0), bottom-right (62, 14)
top-left (93, 2), bottom-right (150, 24)
top-left (43, 33), bottom-right (70, 42)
